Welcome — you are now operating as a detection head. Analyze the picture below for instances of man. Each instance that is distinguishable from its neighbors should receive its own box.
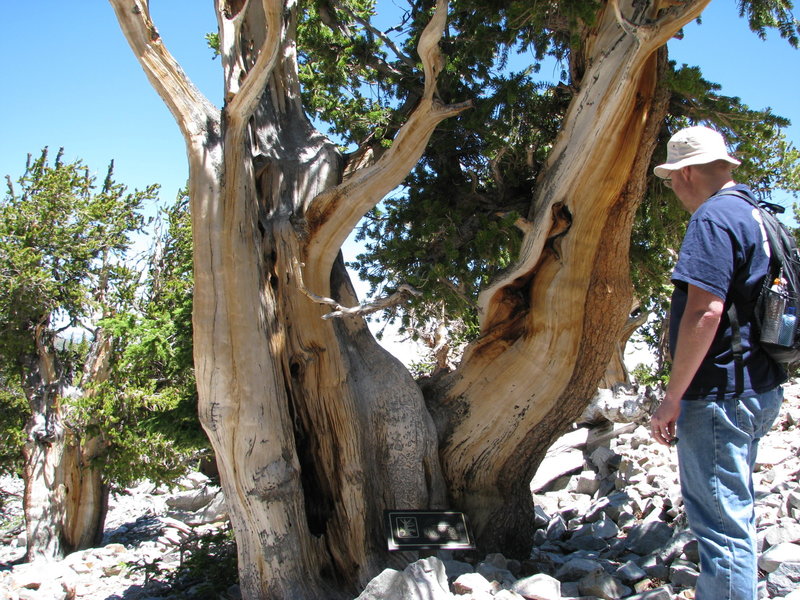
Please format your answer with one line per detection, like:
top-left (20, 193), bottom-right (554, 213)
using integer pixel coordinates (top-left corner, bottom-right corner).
top-left (650, 125), bottom-right (786, 599)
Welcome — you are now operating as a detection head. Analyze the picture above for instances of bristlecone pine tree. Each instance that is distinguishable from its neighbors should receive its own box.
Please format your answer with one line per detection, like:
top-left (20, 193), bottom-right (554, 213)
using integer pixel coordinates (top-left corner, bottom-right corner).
top-left (0, 150), bottom-right (154, 560)
top-left (109, 0), bottom-right (796, 598)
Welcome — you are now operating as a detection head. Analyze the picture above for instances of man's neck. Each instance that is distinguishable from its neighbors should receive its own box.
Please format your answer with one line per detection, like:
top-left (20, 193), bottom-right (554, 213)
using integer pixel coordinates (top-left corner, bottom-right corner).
top-left (702, 178), bottom-right (738, 202)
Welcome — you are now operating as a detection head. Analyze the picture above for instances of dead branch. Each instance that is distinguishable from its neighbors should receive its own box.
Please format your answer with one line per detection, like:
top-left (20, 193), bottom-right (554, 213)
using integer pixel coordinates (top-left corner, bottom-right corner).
top-left (609, 0), bottom-right (641, 38)
top-left (340, 5), bottom-right (416, 69)
top-left (108, 0), bottom-right (218, 138)
top-left (292, 258), bottom-right (422, 319)
top-left (608, 0), bottom-right (710, 48)
top-left (302, 0), bottom-right (471, 290)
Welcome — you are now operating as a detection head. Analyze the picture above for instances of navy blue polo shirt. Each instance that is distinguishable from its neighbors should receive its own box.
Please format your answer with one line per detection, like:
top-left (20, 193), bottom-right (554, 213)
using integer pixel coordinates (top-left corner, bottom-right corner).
top-left (669, 184), bottom-right (786, 400)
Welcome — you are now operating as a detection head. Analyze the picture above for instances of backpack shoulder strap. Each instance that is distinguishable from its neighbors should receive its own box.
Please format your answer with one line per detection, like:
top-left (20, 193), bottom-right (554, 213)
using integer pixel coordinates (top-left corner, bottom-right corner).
top-left (722, 188), bottom-right (786, 216)
top-left (715, 188), bottom-right (776, 396)
top-left (728, 303), bottom-right (745, 396)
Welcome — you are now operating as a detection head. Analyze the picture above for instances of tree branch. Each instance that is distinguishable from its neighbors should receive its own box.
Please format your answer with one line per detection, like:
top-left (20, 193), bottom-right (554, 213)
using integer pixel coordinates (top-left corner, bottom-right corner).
top-left (606, 0), bottom-right (710, 48)
top-left (341, 5), bottom-right (416, 69)
top-left (224, 0), bottom-right (284, 128)
top-left (108, 0), bottom-right (219, 139)
top-left (292, 259), bottom-right (421, 319)
top-left (609, 0), bottom-right (640, 38)
top-left (303, 0), bottom-right (471, 292)
top-left (474, 1), bottom-right (709, 332)
top-left (419, 0), bottom-right (448, 102)
top-left (215, 0), bottom-right (247, 97)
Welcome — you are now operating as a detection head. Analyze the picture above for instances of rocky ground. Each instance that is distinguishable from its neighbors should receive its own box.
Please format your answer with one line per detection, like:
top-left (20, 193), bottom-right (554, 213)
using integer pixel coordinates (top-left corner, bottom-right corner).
top-left (2, 381), bottom-right (800, 600)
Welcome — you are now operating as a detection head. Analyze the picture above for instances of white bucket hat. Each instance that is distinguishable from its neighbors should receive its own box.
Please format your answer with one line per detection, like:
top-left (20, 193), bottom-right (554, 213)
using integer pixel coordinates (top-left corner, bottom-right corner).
top-left (653, 125), bottom-right (740, 179)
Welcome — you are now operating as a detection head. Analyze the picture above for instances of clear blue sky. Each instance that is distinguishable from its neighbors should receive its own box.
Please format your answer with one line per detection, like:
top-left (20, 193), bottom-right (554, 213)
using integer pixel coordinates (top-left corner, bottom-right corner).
top-left (1, 0), bottom-right (220, 216)
top-left (1, 1), bottom-right (798, 217)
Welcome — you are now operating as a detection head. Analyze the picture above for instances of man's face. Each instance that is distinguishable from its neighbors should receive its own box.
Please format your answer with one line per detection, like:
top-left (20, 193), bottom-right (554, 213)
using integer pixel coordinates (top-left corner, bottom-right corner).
top-left (666, 167), bottom-right (702, 213)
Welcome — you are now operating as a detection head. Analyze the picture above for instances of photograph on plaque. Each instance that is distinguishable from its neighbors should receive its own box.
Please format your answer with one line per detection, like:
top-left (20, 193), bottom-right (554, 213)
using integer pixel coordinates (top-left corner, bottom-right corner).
top-left (384, 510), bottom-right (473, 551)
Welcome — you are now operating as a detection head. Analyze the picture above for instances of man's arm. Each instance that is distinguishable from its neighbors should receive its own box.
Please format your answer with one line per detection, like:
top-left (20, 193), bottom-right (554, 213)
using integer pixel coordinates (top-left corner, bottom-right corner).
top-left (650, 284), bottom-right (725, 445)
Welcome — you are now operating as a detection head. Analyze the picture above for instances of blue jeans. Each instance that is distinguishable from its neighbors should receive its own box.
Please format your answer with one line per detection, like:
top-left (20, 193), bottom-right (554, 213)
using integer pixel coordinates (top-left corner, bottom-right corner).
top-left (676, 387), bottom-right (783, 600)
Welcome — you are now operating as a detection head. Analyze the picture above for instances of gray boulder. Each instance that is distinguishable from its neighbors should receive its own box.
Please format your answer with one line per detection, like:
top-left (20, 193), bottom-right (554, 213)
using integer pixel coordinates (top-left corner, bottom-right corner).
top-left (767, 561), bottom-right (800, 597)
top-left (165, 484), bottom-right (220, 512)
top-left (761, 521), bottom-right (800, 547)
top-left (759, 542), bottom-right (800, 573)
top-left (625, 521), bottom-right (674, 555)
top-left (355, 557), bottom-right (453, 600)
top-left (625, 587), bottom-right (674, 600)
top-left (578, 570), bottom-right (631, 599)
top-left (554, 557), bottom-right (603, 581)
top-left (510, 573), bottom-right (561, 600)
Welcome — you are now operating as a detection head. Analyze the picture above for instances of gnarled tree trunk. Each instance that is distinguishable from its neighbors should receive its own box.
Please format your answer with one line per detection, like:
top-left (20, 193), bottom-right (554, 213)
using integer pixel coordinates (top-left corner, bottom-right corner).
top-left (111, 0), bottom-right (708, 597)
top-left (427, 0), bottom-right (708, 554)
top-left (427, 1), bottom-right (709, 554)
top-left (22, 326), bottom-right (110, 560)
top-left (113, 1), bottom-right (466, 597)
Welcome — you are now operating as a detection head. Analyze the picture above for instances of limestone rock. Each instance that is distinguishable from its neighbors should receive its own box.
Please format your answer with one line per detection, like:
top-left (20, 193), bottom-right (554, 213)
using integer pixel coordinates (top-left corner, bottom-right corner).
top-left (355, 557), bottom-right (453, 600)
top-left (625, 521), bottom-right (674, 555)
top-left (554, 557), bottom-right (603, 581)
top-left (578, 570), bottom-right (631, 599)
top-left (510, 573), bottom-right (561, 600)
top-left (442, 559), bottom-right (473, 582)
top-left (452, 572), bottom-right (497, 596)
top-left (767, 561), bottom-right (800, 597)
top-left (759, 542), bottom-right (800, 573)
top-left (165, 484), bottom-right (220, 512)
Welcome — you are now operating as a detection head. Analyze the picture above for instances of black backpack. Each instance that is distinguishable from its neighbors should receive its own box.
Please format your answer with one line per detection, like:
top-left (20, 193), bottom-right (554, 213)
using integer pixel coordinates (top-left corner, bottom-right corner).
top-left (726, 190), bottom-right (800, 393)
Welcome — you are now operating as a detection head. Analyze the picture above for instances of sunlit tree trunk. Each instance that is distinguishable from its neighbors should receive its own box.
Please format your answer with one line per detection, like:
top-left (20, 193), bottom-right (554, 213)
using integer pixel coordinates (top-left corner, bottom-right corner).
top-left (22, 327), bottom-right (110, 560)
top-left (112, 0), bottom-right (466, 597)
top-left (111, 0), bottom-right (708, 596)
top-left (427, 0), bottom-right (709, 554)
top-left (22, 325), bottom-right (68, 559)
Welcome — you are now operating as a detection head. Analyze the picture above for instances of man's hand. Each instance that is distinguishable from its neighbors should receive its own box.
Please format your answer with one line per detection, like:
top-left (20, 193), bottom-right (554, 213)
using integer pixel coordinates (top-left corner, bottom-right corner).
top-left (650, 394), bottom-right (680, 446)
top-left (650, 284), bottom-right (724, 446)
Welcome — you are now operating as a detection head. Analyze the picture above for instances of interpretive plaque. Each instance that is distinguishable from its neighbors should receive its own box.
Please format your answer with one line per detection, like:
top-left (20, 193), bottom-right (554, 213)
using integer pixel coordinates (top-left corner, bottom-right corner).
top-left (384, 510), bottom-right (473, 551)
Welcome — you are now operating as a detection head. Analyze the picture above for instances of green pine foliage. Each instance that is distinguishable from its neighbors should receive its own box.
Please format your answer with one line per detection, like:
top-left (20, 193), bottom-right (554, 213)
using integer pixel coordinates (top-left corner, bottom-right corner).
top-left (737, 0), bottom-right (799, 47)
top-left (0, 150), bottom-right (204, 488)
top-left (94, 192), bottom-right (207, 488)
top-left (306, 1), bottom-right (578, 349)
top-left (298, 0), bottom-right (395, 146)
top-left (0, 382), bottom-right (27, 476)
top-left (0, 148), bottom-right (154, 474)
top-left (0, 149), bottom-right (150, 361)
